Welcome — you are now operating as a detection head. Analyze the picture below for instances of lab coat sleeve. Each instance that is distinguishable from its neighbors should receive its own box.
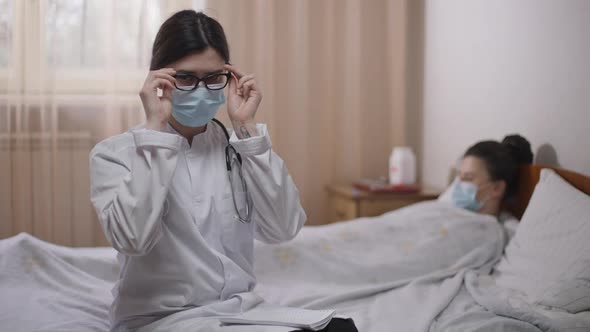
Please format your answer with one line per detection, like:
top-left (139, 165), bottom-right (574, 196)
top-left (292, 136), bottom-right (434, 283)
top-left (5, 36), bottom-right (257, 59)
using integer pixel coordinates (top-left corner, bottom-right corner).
top-left (89, 128), bottom-right (183, 255)
top-left (229, 124), bottom-right (306, 244)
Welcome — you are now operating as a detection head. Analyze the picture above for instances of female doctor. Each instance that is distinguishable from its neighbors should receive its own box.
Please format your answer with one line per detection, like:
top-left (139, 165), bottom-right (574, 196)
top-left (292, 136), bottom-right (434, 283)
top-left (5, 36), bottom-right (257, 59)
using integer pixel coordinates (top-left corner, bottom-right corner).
top-left (90, 10), bottom-right (310, 331)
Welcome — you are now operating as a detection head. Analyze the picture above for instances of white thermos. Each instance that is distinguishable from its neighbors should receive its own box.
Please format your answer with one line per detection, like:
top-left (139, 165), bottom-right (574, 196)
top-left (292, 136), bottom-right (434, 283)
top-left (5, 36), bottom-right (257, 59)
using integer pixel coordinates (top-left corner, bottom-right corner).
top-left (389, 147), bottom-right (416, 185)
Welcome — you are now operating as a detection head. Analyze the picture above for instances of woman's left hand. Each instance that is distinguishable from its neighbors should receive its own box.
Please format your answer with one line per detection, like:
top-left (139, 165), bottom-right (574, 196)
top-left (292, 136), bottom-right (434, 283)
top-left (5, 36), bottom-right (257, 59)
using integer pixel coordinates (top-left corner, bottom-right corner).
top-left (225, 64), bottom-right (262, 139)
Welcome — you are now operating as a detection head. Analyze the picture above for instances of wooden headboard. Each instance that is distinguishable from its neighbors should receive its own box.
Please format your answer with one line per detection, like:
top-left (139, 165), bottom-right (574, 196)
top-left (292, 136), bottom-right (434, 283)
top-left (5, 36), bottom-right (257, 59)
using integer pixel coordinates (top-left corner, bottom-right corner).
top-left (507, 164), bottom-right (590, 219)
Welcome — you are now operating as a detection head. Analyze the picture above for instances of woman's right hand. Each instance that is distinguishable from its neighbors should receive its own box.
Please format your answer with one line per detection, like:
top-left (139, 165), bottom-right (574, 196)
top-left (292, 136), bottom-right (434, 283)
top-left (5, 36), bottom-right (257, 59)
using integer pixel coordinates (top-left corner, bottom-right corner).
top-left (139, 68), bottom-right (176, 131)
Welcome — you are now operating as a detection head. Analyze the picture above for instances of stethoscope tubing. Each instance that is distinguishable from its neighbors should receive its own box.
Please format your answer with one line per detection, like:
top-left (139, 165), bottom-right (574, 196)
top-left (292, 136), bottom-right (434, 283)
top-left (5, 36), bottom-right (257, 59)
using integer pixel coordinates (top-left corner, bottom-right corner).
top-left (211, 118), bottom-right (253, 224)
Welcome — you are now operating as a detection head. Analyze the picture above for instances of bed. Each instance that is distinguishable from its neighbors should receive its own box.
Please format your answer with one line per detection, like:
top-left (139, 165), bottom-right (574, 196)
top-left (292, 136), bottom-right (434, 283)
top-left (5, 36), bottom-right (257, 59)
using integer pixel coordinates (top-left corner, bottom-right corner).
top-left (1, 165), bottom-right (590, 331)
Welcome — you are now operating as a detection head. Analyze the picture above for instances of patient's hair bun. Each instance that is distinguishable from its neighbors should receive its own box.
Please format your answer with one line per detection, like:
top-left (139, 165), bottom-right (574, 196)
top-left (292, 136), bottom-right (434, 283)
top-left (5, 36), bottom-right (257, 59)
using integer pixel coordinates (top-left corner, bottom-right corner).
top-left (501, 134), bottom-right (533, 165)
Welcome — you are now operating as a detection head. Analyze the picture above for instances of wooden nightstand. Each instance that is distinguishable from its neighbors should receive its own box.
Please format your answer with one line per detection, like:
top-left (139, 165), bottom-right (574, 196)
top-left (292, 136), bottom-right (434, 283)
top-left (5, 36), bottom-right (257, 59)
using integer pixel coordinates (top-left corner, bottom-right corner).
top-left (325, 184), bottom-right (440, 223)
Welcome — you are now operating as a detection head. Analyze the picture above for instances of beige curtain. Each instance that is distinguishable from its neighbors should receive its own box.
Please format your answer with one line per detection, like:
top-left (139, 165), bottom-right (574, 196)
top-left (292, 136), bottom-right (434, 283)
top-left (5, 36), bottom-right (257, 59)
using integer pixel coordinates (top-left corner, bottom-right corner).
top-left (0, 0), bottom-right (190, 246)
top-left (209, 0), bottom-right (410, 225)
top-left (0, 0), bottom-right (410, 246)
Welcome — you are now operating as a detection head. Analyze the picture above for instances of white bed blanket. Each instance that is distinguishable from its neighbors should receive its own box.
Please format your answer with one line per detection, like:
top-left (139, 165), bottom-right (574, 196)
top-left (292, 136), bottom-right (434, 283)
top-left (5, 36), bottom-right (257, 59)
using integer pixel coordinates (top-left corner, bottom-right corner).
top-left (253, 201), bottom-right (506, 331)
top-left (5, 201), bottom-right (580, 331)
top-left (0, 234), bottom-right (117, 331)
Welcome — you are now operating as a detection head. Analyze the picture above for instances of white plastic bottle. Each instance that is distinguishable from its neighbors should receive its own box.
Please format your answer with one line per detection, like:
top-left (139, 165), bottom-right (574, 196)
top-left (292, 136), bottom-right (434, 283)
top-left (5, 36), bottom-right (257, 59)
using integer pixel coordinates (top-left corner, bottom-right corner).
top-left (389, 146), bottom-right (416, 185)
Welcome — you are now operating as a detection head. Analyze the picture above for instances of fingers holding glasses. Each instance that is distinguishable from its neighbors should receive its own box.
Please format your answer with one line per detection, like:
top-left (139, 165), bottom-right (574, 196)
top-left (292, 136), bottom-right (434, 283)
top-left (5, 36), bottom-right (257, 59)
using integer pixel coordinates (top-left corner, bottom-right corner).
top-left (224, 64), bottom-right (261, 98)
top-left (140, 68), bottom-right (177, 130)
top-left (237, 74), bottom-right (256, 97)
top-left (242, 78), bottom-right (262, 100)
top-left (153, 71), bottom-right (177, 85)
top-left (225, 64), bottom-right (249, 95)
top-left (142, 68), bottom-right (176, 95)
top-left (224, 64), bottom-right (244, 78)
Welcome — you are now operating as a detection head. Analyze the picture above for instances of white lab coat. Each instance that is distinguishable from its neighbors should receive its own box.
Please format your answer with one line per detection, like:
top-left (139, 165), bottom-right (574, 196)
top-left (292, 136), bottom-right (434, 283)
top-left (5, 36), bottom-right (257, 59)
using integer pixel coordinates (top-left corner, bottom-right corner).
top-left (90, 122), bottom-right (306, 331)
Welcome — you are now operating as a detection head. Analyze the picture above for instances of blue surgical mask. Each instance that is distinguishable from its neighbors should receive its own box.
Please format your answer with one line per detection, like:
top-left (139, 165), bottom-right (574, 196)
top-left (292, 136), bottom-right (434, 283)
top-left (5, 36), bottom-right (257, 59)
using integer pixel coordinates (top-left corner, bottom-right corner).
top-left (171, 85), bottom-right (226, 127)
top-left (450, 179), bottom-right (484, 212)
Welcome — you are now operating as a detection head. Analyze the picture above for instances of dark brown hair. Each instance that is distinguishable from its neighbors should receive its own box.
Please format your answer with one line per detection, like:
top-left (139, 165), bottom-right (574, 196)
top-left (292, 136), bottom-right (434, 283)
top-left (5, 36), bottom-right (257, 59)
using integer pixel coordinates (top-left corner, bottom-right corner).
top-left (150, 10), bottom-right (229, 70)
top-left (464, 134), bottom-right (533, 199)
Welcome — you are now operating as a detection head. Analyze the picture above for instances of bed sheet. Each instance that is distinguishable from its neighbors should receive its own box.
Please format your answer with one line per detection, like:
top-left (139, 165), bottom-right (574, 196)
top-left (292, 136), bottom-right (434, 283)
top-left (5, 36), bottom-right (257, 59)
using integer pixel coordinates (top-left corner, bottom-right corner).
top-left (0, 201), bottom-right (534, 331)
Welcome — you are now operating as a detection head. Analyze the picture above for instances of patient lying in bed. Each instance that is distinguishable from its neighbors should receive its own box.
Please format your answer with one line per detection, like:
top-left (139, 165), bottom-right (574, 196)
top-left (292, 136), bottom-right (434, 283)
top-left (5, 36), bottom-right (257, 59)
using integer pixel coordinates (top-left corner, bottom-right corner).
top-left (255, 134), bottom-right (536, 329)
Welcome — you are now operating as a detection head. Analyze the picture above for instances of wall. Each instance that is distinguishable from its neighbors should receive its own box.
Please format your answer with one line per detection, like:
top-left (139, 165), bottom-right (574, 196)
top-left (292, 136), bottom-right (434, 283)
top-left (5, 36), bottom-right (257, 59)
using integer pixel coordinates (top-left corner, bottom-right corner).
top-left (420, 0), bottom-right (590, 190)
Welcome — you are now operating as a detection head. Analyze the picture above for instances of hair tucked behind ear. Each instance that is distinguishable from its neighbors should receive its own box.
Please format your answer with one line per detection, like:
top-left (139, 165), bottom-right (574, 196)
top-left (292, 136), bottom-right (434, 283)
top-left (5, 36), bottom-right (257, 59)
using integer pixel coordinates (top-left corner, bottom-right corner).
top-left (150, 10), bottom-right (229, 70)
top-left (464, 134), bottom-right (533, 200)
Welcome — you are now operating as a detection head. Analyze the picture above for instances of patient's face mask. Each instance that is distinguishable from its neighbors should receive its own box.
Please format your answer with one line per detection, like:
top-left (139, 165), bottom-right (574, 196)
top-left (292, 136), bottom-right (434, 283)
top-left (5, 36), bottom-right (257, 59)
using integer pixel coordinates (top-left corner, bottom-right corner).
top-left (450, 178), bottom-right (490, 212)
top-left (171, 84), bottom-right (226, 127)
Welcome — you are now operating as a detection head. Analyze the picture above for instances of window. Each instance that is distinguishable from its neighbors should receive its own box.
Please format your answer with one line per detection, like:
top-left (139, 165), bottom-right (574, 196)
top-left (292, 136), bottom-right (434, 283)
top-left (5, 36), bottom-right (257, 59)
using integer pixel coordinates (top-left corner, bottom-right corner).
top-left (44, 0), bottom-right (161, 69)
top-left (0, 0), bottom-right (13, 68)
top-left (0, 0), bottom-right (173, 94)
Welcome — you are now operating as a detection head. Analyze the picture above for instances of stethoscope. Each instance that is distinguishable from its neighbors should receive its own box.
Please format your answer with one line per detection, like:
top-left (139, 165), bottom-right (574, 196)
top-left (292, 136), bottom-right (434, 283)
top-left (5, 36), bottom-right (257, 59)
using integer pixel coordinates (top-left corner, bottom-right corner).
top-left (211, 118), bottom-right (253, 224)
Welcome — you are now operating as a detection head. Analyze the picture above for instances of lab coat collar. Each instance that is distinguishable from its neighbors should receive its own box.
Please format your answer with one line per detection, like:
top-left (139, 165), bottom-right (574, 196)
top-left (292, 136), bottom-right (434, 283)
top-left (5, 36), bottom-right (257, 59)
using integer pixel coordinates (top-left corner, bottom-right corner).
top-left (163, 121), bottom-right (218, 150)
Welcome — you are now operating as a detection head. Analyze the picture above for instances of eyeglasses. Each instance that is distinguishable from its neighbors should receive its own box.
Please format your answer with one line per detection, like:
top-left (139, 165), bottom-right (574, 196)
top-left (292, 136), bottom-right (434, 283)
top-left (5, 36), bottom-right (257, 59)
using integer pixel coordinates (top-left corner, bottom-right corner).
top-left (173, 72), bottom-right (231, 91)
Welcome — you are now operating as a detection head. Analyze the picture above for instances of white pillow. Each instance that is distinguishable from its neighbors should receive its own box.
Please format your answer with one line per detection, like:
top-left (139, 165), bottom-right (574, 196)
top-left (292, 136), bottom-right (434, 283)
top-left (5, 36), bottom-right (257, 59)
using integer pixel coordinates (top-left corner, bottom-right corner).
top-left (437, 182), bottom-right (453, 203)
top-left (492, 168), bottom-right (590, 313)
